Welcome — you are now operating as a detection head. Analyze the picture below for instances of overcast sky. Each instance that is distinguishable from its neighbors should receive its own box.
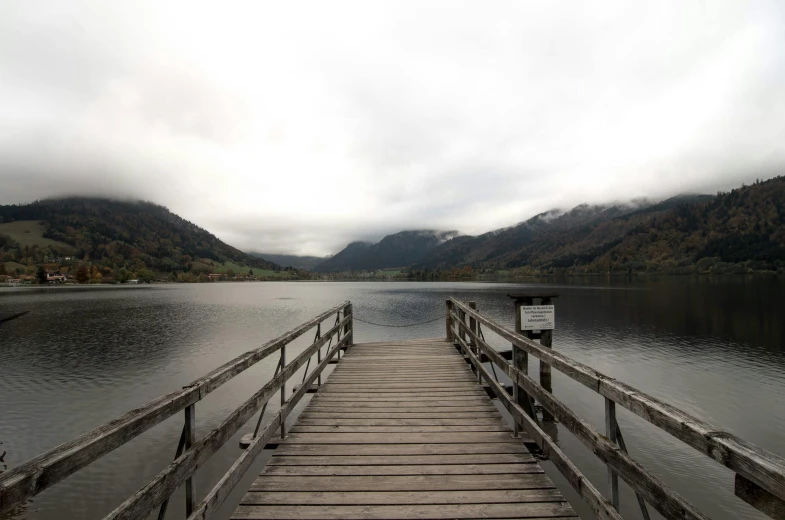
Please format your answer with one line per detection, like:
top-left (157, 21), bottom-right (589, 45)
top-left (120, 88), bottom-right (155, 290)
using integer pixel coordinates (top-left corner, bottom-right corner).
top-left (1, 1), bottom-right (784, 255)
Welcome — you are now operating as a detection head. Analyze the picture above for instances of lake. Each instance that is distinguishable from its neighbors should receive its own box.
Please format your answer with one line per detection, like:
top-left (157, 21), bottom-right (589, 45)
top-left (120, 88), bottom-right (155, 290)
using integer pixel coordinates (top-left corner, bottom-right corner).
top-left (1, 278), bottom-right (783, 520)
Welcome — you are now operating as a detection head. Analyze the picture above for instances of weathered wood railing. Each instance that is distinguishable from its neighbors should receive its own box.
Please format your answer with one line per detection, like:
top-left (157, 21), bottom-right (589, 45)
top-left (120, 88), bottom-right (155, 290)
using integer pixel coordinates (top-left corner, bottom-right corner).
top-left (448, 298), bottom-right (785, 520)
top-left (0, 301), bottom-right (353, 519)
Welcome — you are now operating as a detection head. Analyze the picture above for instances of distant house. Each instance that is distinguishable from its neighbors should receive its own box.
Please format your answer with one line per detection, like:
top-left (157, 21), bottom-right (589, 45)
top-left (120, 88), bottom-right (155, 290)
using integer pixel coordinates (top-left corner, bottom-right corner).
top-left (46, 272), bottom-right (66, 283)
top-left (127, 279), bottom-right (139, 284)
top-left (208, 273), bottom-right (223, 281)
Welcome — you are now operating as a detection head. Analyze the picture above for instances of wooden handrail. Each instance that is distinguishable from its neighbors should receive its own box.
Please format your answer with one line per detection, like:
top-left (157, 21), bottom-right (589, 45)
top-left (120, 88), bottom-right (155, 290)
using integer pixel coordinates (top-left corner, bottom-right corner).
top-left (451, 312), bottom-right (707, 520)
top-left (0, 301), bottom-right (351, 516)
top-left (450, 318), bottom-right (622, 520)
top-left (107, 316), bottom-right (352, 520)
top-left (449, 298), bottom-right (785, 517)
top-left (185, 332), bottom-right (349, 520)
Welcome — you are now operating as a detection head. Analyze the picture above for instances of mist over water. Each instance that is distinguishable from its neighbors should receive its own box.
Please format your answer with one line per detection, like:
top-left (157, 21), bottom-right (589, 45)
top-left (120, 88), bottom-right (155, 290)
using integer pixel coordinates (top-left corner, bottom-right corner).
top-left (1, 278), bottom-right (783, 520)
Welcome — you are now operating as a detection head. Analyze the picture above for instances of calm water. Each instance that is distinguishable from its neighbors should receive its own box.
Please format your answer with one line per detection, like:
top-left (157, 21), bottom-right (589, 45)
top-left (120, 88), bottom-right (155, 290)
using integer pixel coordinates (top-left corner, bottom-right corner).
top-left (1, 279), bottom-right (783, 520)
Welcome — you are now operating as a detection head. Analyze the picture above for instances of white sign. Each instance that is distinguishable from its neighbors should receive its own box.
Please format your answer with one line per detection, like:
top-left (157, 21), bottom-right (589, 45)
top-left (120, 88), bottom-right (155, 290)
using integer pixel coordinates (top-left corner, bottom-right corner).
top-left (521, 305), bottom-right (555, 330)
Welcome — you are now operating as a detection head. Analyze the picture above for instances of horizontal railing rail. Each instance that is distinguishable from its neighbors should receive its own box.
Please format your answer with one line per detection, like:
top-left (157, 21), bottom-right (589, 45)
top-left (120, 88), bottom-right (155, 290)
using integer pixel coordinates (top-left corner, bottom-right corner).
top-left (0, 301), bottom-right (353, 519)
top-left (448, 297), bottom-right (785, 520)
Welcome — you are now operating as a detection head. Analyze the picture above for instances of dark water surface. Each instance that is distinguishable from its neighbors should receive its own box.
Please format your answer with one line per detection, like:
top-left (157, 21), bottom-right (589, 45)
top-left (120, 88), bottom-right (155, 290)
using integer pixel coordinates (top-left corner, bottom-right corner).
top-left (1, 279), bottom-right (783, 520)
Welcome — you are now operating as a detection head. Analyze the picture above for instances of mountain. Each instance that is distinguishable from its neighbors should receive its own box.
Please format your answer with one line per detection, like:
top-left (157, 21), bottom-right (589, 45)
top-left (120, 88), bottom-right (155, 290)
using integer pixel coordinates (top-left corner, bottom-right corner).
top-left (414, 199), bottom-right (663, 270)
top-left (251, 253), bottom-right (325, 270)
top-left (313, 230), bottom-right (459, 272)
top-left (0, 197), bottom-right (278, 279)
top-left (410, 179), bottom-right (784, 275)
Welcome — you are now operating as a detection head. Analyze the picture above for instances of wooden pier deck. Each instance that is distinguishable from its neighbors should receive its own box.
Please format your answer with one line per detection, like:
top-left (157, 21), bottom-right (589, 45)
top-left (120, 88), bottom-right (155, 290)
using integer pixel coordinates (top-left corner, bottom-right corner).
top-left (232, 338), bottom-right (576, 520)
top-left (4, 299), bottom-right (784, 520)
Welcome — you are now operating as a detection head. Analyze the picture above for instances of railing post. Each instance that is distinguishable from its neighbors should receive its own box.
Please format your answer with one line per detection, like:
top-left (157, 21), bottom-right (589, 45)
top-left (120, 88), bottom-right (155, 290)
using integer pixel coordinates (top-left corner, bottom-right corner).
top-left (335, 310), bottom-right (343, 360)
top-left (469, 302), bottom-right (480, 383)
top-left (280, 345), bottom-right (286, 439)
top-left (605, 398), bottom-right (620, 510)
top-left (445, 300), bottom-right (454, 342)
top-left (184, 404), bottom-right (195, 516)
top-left (458, 309), bottom-right (466, 343)
top-left (316, 323), bottom-right (322, 386)
top-left (343, 303), bottom-right (352, 345)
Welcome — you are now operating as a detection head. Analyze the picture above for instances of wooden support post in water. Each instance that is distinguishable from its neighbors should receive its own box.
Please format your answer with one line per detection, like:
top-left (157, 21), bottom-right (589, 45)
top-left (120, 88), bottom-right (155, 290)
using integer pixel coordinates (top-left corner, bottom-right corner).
top-left (509, 293), bottom-right (558, 423)
top-left (445, 300), bottom-right (454, 342)
top-left (184, 404), bottom-right (195, 516)
top-left (539, 296), bottom-right (555, 422)
top-left (511, 298), bottom-right (535, 436)
top-left (605, 398), bottom-right (620, 510)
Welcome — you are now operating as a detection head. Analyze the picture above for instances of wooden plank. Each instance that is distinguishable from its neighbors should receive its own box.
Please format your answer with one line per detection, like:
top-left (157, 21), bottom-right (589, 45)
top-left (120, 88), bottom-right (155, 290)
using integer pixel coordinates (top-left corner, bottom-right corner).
top-left (278, 432), bottom-right (517, 444)
top-left (320, 381), bottom-right (481, 386)
top-left (307, 406), bottom-right (498, 413)
top-left (311, 400), bottom-right (495, 407)
top-left (318, 388), bottom-right (486, 394)
top-left (300, 413), bottom-right (501, 419)
top-left (241, 488), bottom-right (560, 505)
top-left (290, 425), bottom-right (511, 433)
top-left (311, 396), bottom-right (492, 402)
top-left (735, 473), bottom-right (785, 519)
top-left (262, 464), bottom-right (543, 476)
top-left (273, 443), bottom-right (531, 456)
top-left (310, 393), bottom-right (487, 400)
top-left (296, 418), bottom-right (506, 426)
top-left (267, 453), bottom-right (536, 465)
top-left (248, 473), bottom-right (556, 492)
top-left (351, 339), bottom-right (447, 346)
top-left (232, 503), bottom-right (575, 519)
top-left (327, 374), bottom-right (473, 379)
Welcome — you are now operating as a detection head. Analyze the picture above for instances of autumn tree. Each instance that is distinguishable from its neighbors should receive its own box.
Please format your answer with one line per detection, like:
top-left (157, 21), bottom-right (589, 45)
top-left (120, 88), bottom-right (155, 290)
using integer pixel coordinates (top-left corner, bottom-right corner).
top-left (75, 264), bottom-right (90, 283)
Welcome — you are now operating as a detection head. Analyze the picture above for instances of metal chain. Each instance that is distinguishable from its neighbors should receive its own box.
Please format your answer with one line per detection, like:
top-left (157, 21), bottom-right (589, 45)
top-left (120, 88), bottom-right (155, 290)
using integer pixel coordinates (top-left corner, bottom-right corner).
top-left (353, 314), bottom-right (444, 328)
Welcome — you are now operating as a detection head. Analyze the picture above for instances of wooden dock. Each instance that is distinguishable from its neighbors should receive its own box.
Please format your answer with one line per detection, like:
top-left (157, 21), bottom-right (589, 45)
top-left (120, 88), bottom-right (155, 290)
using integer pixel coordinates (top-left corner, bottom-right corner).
top-left (3, 299), bottom-right (784, 520)
top-left (233, 338), bottom-right (576, 519)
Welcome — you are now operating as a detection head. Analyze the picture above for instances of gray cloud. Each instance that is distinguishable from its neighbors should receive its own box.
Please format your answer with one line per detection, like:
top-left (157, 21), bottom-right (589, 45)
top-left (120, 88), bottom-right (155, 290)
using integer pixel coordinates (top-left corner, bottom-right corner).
top-left (1, 1), bottom-right (784, 255)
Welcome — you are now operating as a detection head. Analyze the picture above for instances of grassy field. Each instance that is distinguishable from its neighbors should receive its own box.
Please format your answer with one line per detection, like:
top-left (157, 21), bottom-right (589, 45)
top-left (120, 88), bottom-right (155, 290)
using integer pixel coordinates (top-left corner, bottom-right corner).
top-left (217, 260), bottom-right (284, 277)
top-left (0, 221), bottom-right (72, 249)
top-left (2, 261), bottom-right (28, 274)
top-left (379, 269), bottom-right (402, 276)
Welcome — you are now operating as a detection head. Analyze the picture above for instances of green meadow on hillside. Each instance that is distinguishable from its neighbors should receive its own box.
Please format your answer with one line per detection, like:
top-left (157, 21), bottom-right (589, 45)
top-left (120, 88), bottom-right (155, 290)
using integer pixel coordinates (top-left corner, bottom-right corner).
top-left (0, 221), bottom-right (72, 250)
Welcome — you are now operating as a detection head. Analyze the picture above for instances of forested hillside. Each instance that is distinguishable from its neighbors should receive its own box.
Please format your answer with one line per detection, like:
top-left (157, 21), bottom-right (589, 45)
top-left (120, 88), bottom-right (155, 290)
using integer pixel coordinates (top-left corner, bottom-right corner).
top-left (0, 198), bottom-right (278, 281)
top-left (411, 178), bottom-right (784, 275)
top-left (573, 178), bottom-right (785, 274)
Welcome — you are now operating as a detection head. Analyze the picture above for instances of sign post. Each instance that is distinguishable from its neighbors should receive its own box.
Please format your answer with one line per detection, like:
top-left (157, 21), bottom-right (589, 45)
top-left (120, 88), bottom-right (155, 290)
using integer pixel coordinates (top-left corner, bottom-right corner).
top-left (508, 292), bottom-right (558, 423)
